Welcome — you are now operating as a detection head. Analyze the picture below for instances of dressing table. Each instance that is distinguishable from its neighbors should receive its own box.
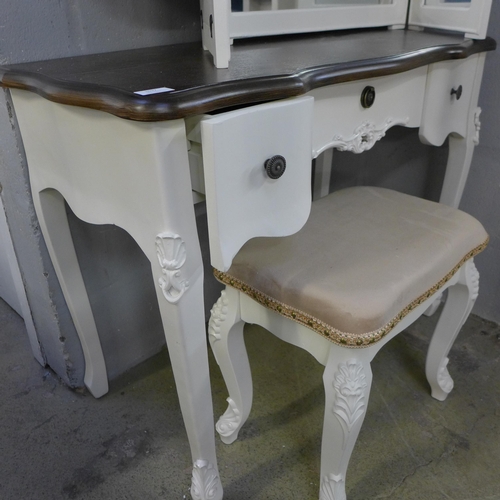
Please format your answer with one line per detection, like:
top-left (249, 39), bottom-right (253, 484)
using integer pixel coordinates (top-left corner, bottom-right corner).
top-left (0, 1), bottom-right (494, 498)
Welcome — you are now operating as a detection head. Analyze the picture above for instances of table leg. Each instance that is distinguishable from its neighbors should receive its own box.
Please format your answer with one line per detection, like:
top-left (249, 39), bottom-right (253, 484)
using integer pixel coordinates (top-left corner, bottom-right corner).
top-left (34, 188), bottom-right (109, 398)
top-left (151, 244), bottom-right (223, 500)
top-left (439, 115), bottom-right (480, 209)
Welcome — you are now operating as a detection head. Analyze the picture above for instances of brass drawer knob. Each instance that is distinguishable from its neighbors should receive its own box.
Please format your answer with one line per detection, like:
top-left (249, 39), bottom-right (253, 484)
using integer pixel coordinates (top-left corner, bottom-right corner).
top-left (265, 155), bottom-right (287, 179)
top-left (451, 85), bottom-right (463, 100)
top-left (361, 86), bottom-right (376, 109)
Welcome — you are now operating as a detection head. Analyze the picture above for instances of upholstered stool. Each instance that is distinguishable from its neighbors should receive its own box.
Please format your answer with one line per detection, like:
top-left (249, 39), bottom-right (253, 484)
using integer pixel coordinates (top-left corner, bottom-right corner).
top-left (208, 186), bottom-right (487, 500)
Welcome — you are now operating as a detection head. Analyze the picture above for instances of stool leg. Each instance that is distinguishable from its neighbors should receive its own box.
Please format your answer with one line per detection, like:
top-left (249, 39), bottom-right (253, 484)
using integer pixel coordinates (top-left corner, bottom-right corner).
top-left (426, 259), bottom-right (479, 401)
top-left (320, 348), bottom-right (373, 500)
top-left (209, 287), bottom-right (253, 445)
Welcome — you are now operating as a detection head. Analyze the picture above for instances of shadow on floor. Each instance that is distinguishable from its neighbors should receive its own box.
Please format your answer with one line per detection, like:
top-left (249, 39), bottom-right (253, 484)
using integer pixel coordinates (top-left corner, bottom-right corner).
top-left (1, 298), bottom-right (499, 499)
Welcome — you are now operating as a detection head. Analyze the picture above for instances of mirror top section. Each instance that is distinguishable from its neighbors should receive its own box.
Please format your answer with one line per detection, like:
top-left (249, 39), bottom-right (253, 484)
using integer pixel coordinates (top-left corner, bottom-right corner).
top-left (231, 0), bottom-right (471, 12)
top-left (1, 28), bottom-right (495, 122)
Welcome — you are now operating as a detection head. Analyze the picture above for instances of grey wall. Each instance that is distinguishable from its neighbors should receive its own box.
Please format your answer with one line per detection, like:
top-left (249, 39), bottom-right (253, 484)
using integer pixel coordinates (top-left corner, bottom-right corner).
top-left (458, 1), bottom-right (500, 324)
top-left (1, 1), bottom-right (498, 390)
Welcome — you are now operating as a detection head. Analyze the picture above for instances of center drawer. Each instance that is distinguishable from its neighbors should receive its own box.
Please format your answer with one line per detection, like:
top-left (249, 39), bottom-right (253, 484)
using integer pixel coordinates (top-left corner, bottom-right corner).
top-left (310, 66), bottom-right (428, 157)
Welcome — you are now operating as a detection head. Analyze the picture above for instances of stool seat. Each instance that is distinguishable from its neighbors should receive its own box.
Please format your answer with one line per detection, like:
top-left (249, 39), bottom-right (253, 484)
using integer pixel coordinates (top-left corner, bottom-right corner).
top-left (209, 186), bottom-right (487, 500)
top-left (215, 186), bottom-right (488, 347)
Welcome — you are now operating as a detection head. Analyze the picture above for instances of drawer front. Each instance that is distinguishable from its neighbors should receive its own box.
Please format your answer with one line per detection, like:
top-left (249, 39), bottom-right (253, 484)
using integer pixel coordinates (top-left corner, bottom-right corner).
top-left (310, 66), bottom-right (428, 157)
top-left (200, 96), bottom-right (314, 271)
top-left (420, 55), bottom-right (480, 147)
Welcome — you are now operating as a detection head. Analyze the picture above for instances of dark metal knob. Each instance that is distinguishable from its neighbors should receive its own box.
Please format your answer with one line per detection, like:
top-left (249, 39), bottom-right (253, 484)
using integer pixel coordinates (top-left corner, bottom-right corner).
top-left (361, 86), bottom-right (376, 109)
top-left (264, 155), bottom-right (286, 179)
top-left (451, 85), bottom-right (463, 100)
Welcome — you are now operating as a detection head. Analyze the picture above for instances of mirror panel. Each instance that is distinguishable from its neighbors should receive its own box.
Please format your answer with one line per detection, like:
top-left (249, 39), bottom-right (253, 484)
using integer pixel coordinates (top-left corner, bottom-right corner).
top-left (425, 0), bottom-right (470, 4)
top-left (232, 0), bottom-right (395, 12)
top-left (231, 0), bottom-right (474, 12)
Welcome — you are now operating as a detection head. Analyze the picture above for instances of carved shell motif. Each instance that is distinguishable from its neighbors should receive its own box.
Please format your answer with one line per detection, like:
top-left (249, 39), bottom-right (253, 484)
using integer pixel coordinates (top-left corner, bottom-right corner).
top-left (333, 360), bottom-right (367, 449)
top-left (191, 460), bottom-right (221, 500)
top-left (155, 232), bottom-right (189, 304)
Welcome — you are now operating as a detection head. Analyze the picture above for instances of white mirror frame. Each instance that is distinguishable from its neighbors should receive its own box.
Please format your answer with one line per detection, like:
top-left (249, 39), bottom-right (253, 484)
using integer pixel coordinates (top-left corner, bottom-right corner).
top-left (201, 0), bottom-right (492, 68)
top-left (408, 0), bottom-right (492, 40)
top-left (202, 0), bottom-right (409, 68)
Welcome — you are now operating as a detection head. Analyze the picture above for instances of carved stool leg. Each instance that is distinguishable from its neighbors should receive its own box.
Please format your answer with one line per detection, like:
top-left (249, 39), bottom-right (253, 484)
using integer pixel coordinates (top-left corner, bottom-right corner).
top-left (320, 346), bottom-right (374, 500)
top-left (209, 287), bottom-right (253, 444)
top-left (426, 259), bottom-right (479, 401)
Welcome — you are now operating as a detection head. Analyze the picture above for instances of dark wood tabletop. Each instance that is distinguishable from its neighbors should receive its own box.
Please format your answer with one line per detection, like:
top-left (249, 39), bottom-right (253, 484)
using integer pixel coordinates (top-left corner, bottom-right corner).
top-left (0, 28), bottom-right (495, 121)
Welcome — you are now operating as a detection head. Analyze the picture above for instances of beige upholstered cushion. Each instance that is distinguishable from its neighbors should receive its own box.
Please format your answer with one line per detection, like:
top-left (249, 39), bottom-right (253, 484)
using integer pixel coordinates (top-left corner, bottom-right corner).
top-left (214, 187), bottom-right (488, 347)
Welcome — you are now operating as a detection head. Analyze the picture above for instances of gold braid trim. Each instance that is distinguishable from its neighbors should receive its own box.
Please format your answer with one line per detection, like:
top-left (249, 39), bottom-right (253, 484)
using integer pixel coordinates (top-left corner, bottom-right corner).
top-left (213, 238), bottom-right (488, 348)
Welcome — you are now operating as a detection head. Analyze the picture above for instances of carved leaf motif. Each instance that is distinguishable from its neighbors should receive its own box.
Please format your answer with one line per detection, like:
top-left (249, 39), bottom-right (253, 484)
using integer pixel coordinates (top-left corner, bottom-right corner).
top-left (320, 473), bottom-right (346, 500)
top-left (216, 397), bottom-right (242, 438)
top-left (155, 233), bottom-right (189, 303)
top-left (333, 360), bottom-right (367, 449)
top-left (208, 291), bottom-right (229, 343)
top-left (473, 107), bottom-right (482, 146)
top-left (331, 119), bottom-right (409, 154)
top-left (191, 460), bottom-right (221, 500)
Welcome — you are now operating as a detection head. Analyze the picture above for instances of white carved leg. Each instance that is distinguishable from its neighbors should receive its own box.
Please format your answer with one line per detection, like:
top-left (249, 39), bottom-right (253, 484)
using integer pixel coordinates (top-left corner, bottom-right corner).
top-left (35, 188), bottom-right (108, 398)
top-left (209, 287), bottom-right (253, 445)
top-left (320, 347), bottom-right (373, 500)
top-left (439, 108), bottom-right (482, 209)
top-left (151, 262), bottom-right (223, 500)
top-left (426, 109), bottom-right (481, 316)
top-left (426, 259), bottom-right (479, 402)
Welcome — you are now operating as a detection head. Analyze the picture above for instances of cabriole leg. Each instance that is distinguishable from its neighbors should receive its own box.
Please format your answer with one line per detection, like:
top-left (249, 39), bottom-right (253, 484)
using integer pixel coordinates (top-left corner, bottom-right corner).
top-left (209, 287), bottom-right (253, 445)
top-left (35, 188), bottom-right (108, 398)
top-left (152, 263), bottom-right (223, 500)
top-left (426, 259), bottom-right (479, 401)
top-left (320, 347), bottom-right (373, 500)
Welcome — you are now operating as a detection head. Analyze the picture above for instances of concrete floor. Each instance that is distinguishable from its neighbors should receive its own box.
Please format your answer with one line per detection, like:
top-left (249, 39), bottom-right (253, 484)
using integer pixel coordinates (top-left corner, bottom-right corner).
top-left (1, 297), bottom-right (499, 500)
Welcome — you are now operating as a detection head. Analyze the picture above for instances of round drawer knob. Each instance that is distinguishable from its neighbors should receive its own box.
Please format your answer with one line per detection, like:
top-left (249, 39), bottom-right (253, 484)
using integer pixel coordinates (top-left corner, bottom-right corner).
top-left (361, 86), bottom-right (376, 109)
top-left (451, 85), bottom-right (463, 100)
top-left (264, 155), bottom-right (287, 179)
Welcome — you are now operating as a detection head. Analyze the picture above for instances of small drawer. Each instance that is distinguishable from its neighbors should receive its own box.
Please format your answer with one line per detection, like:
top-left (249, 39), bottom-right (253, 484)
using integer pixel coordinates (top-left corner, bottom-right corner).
top-left (310, 66), bottom-right (428, 157)
top-left (199, 96), bottom-right (314, 271)
top-left (420, 55), bottom-right (480, 146)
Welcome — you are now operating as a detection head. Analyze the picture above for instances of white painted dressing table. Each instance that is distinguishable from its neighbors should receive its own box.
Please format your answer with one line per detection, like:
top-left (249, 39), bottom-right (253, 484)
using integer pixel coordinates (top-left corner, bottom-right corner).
top-left (0, 3), bottom-right (495, 497)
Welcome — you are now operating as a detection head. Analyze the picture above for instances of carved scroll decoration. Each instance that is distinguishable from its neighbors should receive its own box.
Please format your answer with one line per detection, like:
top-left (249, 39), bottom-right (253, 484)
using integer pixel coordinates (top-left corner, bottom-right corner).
top-left (191, 459), bottom-right (221, 500)
top-left (333, 360), bottom-right (368, 449)
top-left (473, 107), bottom-right (482, 146)
top-left (468, 259), bottom-right (480, 302)
top-left (436, 357), bottom-right (454, 395)
top-left (320, 474), bottom-right (346, 500)
top-left (330, 118), bottom-right (410, 154)
top-left (208, 291), bottom-right (229, 343)
top-left (156, 232), bottom-right (189, 303)
top-left (216, 397), bottom-right (242, 438)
